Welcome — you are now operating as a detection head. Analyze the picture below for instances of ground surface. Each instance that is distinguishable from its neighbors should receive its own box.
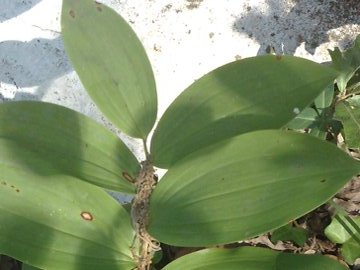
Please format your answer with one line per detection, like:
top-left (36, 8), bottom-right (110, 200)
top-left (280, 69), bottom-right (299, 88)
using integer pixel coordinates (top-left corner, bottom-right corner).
top-left (0, 0), bottom-right (359, 269)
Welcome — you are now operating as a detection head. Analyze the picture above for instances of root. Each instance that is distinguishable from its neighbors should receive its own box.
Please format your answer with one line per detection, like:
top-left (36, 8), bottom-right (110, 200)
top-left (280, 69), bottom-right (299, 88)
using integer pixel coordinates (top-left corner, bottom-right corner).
top-left (131, 161), bottom-right (160, 270)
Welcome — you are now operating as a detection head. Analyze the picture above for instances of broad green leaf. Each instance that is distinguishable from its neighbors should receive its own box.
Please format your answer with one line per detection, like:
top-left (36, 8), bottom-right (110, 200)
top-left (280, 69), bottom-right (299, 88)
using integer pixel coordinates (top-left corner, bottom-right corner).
top-left (271, 224), bottom-right (308, 246)
top-left (163, 247), bottom-right (347, 270)
top-left (325, 216), bottom-right (360, 244)
top-left (335, 96), bottom-right (360, 149)
top-left (0, 152), bottom-right (135, 270)
top-left (151, 55), bottom-right (338, 168)
top-left (342, 237), bottom-right (360, 264)
top-left (329, 35), bottom-right (360, 92)
top-left (148, 130), bottom-right (359, 246)
top-left (62, 0), bottom-right (157, 139)
top-left (0, 101), bottom-right (139, 193)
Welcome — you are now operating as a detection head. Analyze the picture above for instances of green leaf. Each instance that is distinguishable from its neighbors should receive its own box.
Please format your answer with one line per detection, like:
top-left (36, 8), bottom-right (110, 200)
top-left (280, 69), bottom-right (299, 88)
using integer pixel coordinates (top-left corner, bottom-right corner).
top-left (163, 247), bottom-right (347, 270)
top-left (286, 85), bottom-right (337, 140)
top-left (0, 101), bottom-right (139, 193)
top-left (22, 264), bottom-right (41, 270)
top-left (314, 84), bottom-right (334, 109)
top-left (325, 216), bottom-right (360, 244)
top-left (335, 96), bottom-right (360, 149)
top-left (329, 35), bottom-right (360, 92)
top-left (151, 55), bottom-right (338, 168)
top-left (285, 107), bottom-right (318, 130)
top-left (148, 130), bottom-right (359, 246)
top-left (286, 85), bottom-right (335, 139)
top-left (342, 237), bottom-right (360, 264)
top-left (0, 153), bottom-right (135, 270)
top-left (62, 0), bottom-right (157, 139)
top-left (271, 223), bottom-right (308, 246)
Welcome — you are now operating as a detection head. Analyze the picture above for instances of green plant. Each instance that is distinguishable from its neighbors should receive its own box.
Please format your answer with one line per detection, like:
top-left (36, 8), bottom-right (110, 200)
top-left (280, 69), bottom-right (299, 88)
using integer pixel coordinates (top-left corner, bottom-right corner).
top-left (286, 35), bottom-right (360, 264)
top-left (286, 34), bottom-right (360, 147)
top-left (0, 1), bottom-right (359, 269)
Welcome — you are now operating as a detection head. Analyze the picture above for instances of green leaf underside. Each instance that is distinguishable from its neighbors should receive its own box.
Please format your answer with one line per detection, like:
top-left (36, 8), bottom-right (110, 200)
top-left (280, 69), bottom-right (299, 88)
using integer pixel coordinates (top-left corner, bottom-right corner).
top-left (335, 96), bottom-right (360, 149)
top-left (151, 55), bottom-right (338, 168)
top-left (163, 247), bottom-right (347, 270)
top-left (149, 130), bottom-right (359, 247)
top-left (0, 157), bottom-right (135, 270)
top-left (0, 101), bottom-right (138, 193)
top-left (62, 0), bottom-right (157, 138)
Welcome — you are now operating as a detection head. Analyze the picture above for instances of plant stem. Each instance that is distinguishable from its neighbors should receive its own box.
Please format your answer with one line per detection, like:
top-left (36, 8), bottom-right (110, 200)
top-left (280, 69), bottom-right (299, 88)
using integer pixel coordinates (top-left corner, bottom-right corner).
top-left (335, 88), bottom-right (360, 104)
top-left (142, 138), bottom-right (150, 161)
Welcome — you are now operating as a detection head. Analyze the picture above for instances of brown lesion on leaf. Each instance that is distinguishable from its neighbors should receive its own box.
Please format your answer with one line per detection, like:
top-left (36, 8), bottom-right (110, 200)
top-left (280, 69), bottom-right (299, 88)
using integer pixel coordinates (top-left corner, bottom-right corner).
top-left (130, 161), bottom-right (160, 270)
top-left (81, 211), bottom-right (94, 221)
top-left (69, 10), bottom-right (75, 18)
top-left (95, 1), bottom-right (102, 12)
top-left (1, 181), bottom-right (20, 193)
top-left (276, 55), bottom-right (282, 60)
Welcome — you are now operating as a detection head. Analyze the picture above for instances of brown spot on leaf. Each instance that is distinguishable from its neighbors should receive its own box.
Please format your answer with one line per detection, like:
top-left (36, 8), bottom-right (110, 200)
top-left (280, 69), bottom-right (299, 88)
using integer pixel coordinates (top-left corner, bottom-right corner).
top-left (1, 181), bottom-right (6, 186)
top-left (95, 1), bottom-right (102, 11)
top-left (15, 189), bottom-right (20, 193)
top-left (122, 172), bottom-right (135, 183)
top-left (81, 211), bottom-right (94, 221)
top-left (69, 10), bottom-right (75, 18)
top-left (10, 185), bottom-right (15, 188)
top-left (320, 179), bottom-right (326, 183)
top-left (276, 55), bottom-right (282, 60)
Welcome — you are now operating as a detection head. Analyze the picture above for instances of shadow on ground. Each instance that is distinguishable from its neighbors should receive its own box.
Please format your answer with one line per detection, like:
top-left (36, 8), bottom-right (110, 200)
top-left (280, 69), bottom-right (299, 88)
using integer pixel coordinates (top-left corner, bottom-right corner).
top-left (0, 0), bottom-right (42, 22)
top-left (233, 0), bottom-right (360, 55)
top-left (0, 37), bottom-right (72, 101)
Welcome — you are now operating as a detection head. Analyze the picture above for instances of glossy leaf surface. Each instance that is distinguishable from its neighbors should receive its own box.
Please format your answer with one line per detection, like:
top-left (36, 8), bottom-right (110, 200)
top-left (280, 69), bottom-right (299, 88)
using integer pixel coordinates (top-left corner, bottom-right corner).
top-left (0, 101), bottom-right (139, 193)
top-left (0, 152), bottom-right (135, 270)
top-left (163, 247), bottom-right (347, 270)
top-left (151, 55), bottom-right (338, 168)
top-left (149, 130), bottom-right (359, 246)
top-left (62, 0), bottom-right (157, 138)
